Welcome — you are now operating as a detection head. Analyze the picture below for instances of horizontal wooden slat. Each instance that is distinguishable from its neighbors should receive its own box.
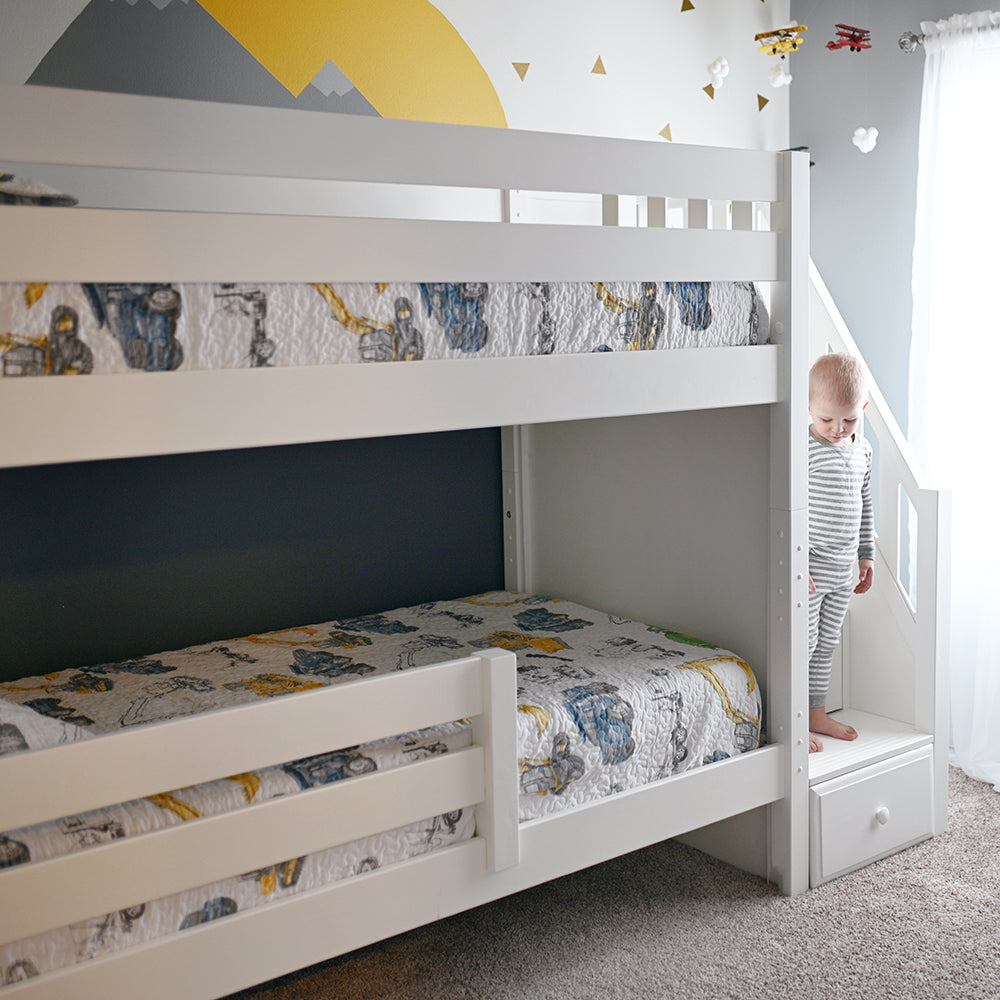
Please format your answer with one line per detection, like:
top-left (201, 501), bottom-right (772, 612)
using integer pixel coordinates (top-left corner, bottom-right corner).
top-left (0, 655), bottom-right (498, 831)
top-left (0, 840), bottom-right (489, 1000)
top-left (0, 748), bottom-right (484, 944)
top-left (0, 206), bottom-right (780, 283)
top-left (510, 745), bottom-right (784, 882)
top-left (0, 746), bottom-right (783, 1000)
top-left (0, 346), bottom-right (781, 469)
top-left (0, 84), bottom-right (783, 204)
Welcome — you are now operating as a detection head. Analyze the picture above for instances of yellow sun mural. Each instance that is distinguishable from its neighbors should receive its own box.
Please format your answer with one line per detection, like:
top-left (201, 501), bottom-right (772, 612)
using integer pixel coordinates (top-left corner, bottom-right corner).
top-left (198, 0), bottom-right (507, 127)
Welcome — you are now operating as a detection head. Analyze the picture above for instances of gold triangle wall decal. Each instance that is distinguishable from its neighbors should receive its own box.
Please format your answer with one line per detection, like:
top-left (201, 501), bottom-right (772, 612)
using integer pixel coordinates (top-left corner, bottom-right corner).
top-left (659, 124), bottom-right (673, 141)
top-left (758, 93), bottom-right (770, 111)
top-left (513, 62), bottom-right (530, 81)
top-left (592, 56), bottom-right (607, 74)
top-left (703, 83), bottom-right (715, 99)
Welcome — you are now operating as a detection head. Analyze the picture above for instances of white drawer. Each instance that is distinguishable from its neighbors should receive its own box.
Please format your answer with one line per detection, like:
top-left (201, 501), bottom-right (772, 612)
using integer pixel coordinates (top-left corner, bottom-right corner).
top-left (810, 747), bottom-right (934, 885)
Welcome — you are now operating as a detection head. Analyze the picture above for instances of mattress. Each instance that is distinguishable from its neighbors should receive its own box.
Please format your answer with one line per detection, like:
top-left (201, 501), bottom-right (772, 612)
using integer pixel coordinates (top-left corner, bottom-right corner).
top-left (0, 280), bottom-right (766, 375)
top-left (0, 592), bottom-right (761, 983)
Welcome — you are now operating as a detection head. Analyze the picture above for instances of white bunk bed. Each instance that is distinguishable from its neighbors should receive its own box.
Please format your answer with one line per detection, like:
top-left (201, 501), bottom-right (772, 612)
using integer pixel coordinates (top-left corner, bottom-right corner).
top-left (0, 84), bottom-right (811, 998)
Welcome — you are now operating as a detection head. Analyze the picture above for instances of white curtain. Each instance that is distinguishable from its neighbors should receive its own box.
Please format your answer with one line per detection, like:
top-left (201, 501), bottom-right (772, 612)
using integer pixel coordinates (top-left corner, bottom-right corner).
top-left (909, 11), bottom-right (1000, 790)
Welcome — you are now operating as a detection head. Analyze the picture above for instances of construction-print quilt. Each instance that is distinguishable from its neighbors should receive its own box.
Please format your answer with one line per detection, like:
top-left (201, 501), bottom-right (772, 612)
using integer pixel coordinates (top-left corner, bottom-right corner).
top-left (0, 722), bottom-right (474, 986)
top-left (0, 592), bottom-right (760, 984)
top-left (0, 280), bottom-right (766, 375)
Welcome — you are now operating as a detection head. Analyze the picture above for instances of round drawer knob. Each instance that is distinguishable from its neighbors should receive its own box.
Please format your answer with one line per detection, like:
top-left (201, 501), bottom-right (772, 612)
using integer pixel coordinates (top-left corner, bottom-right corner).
top-left (875, 806), bottom-right (891, 826)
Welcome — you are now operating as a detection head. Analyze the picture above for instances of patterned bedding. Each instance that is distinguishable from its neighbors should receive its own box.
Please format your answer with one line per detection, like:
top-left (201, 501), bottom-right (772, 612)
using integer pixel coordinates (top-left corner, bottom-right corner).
top-left (0, 592), bottom-right (761, 983)
top-left (0, 280), bottom-right (766, 375)
top-left (0, 723), bottom-right (475, 985)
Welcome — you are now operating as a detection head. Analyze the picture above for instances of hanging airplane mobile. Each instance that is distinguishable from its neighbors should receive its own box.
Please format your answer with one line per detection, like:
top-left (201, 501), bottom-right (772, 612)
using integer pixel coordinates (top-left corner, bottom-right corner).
top-left (755, 24), bottom-right (808, 57)
top-left (827, 25), bottom-right (872, 51)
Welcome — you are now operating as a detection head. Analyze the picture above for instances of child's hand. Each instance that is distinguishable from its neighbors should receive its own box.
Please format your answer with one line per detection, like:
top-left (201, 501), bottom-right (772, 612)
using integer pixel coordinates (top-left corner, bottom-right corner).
top-left (809, 574), bottom-right (817, 593)
top-left (855, 559), bottom-right (874, 594)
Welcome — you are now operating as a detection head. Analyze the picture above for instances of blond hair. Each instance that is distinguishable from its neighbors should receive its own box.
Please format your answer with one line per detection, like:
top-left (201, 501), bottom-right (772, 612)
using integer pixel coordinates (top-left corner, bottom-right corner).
top-left (809, 353), bottom-right (867, 407)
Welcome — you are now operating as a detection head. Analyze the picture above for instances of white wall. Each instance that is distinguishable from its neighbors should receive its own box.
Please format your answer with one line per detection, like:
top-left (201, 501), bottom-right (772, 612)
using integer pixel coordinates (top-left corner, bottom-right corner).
top-left (1, 0), bottom-right (789, 150)
top-left (436, 0), bottom-right (790, 148)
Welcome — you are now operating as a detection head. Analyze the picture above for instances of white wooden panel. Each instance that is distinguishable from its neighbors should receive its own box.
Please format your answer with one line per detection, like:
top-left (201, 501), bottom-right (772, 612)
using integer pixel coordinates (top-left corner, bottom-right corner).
top-left (0, 346), bottom-right (781, 468)
top-left (810, 748), bottom-right (933, 884)
top-left (503, 747), bottom-right (783, 892)
top-left (0, 161), bottom-right (504, 220)
top-left (0, 656), bottom-right (489, 831)
top-left (1, 748), bottom-right (484, 944)
top-left (845, 547), bottom-right (918, 724)
top-left (469, 649), bottom-right (520, 872)
top-left (913, 487), bottom-right (951, 834)
top-left (501, 426), bottom-right (531, 592)
top-left (766, 506), bottom-right (811, 896)
top-left (676, 807), bottom-right (770, 879)
top-left (520, 407), bottom-right (772, 670)
top-left (0, 84), bottom-right (783, 204)
top-left (808, 710), bottom-right (932, 785)
top-left (0, 206), bottom-right (780, 283)
top-left (762, 150), bottom-right (811, 896)
top-left (768, 150), bottom-right (810, 514)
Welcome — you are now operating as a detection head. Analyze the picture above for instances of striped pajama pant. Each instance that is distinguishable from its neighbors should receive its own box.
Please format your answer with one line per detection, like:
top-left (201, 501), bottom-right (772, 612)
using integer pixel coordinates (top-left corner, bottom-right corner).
top-left (808, 559), bottom-right (853, 708)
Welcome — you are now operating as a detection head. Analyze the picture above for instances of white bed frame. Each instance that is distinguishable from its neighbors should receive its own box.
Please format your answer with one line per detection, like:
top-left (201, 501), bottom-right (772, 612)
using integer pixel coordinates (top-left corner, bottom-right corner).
top-left (0, 84), bottom-right (811, 999)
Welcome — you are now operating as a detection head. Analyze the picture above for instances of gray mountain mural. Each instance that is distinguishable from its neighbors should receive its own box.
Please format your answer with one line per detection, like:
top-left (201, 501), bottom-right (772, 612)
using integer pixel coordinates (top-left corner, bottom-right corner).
top-left (27, 0), bottom-right (378, 116)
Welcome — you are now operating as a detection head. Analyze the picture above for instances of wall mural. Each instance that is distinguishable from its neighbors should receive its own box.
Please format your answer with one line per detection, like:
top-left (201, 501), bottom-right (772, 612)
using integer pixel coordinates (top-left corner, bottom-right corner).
top-left (2, 0), bottom-right (792, 146)
top-left (197, 0), bottom-right (507, 126)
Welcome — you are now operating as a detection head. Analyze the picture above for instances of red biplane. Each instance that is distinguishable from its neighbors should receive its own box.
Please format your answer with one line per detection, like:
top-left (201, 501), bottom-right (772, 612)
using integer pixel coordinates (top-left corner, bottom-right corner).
top-left (827, 24), bottom-right (871, 51)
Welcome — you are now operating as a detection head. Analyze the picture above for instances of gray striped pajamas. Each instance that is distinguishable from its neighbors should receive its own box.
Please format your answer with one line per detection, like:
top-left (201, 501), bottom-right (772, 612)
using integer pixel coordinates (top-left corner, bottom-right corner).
top-left (808, 429), bottom-right (874, 707)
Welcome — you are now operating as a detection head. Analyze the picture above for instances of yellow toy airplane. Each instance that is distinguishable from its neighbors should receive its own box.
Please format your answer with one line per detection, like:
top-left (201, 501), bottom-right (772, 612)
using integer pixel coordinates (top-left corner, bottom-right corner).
top-left (755, 24), bottom-right (807, 56)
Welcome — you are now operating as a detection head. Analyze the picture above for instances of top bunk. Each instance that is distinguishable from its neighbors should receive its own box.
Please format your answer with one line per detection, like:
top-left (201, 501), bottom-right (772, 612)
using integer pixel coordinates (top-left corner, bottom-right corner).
top-left (0, 84), bottom-right (808, 468)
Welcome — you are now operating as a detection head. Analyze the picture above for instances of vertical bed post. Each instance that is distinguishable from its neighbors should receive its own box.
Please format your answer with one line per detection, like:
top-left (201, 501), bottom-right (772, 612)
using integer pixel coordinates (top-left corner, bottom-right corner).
top-left (501, 424), bottom-right (532, 593)
top-left (766, 149), bottom-right (811, 896)
top-left (471, 648), bottom-right (520, 872)
top-left (914, 488), bottom-right (952, 835)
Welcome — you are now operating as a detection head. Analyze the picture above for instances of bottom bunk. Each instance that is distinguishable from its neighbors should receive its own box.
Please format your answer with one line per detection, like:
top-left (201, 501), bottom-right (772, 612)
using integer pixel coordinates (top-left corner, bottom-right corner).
top-left (0, 592), bottom-right (783, 999)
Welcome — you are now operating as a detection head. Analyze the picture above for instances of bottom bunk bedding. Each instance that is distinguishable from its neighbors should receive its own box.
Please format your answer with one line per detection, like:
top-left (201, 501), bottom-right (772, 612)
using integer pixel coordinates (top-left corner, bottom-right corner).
top-left (0, 591), bottom-right (762, 986)
top-left (0, 722), bottom-right (476, 984)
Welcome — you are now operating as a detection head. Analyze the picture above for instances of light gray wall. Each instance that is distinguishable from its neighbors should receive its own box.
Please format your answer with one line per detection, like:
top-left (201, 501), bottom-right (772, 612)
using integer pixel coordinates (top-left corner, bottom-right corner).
top-left (790, 1), bottom-right (946, 431)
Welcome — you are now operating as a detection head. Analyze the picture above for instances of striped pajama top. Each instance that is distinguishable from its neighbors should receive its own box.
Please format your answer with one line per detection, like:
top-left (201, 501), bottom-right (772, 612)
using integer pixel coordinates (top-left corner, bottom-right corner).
top-left (808, 428), bottom-right (875, 575)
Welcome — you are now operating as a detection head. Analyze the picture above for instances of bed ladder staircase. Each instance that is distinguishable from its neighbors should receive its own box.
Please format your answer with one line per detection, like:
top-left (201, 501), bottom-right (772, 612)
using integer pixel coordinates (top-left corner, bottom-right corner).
top-left (805, 259), bottom-right (950, 885)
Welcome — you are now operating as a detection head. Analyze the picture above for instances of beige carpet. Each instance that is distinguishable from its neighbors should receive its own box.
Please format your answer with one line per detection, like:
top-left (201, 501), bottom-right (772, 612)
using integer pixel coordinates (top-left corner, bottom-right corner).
top-left (229, 768), bottom-right (1000, 1000)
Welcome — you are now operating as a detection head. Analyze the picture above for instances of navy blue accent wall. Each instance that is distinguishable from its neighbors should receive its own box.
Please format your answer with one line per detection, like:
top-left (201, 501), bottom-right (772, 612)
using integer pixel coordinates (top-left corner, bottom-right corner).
top-left (0, 429), bottom-right (504, 680)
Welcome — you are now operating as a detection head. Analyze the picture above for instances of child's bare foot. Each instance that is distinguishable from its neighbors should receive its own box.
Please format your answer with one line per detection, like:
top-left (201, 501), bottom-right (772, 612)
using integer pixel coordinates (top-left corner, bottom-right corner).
top-left (809, 707), bottom-right (858, 742)
top-left (809, 733), bottom-right (824, 753)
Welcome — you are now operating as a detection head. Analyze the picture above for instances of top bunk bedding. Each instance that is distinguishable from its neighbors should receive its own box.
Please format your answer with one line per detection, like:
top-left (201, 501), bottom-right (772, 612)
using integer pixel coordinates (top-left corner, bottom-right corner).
top-left (0, 85), bottom-right (804, 468)
top-left (0, 279), bottom-right (766, 376)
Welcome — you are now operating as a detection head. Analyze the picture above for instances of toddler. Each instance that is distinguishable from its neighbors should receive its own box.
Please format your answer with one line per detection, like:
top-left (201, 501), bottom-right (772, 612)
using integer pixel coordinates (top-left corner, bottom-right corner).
top-left (808, 353), bottom-right (874, 752)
